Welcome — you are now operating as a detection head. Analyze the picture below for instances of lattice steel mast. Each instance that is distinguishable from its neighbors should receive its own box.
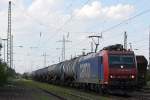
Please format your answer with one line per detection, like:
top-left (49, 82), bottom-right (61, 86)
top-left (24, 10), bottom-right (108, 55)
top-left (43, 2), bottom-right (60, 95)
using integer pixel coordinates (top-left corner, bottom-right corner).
top-left (57, 34), bottom-right (71, 61)
top-left (7, 1), bottom-right (12, 68)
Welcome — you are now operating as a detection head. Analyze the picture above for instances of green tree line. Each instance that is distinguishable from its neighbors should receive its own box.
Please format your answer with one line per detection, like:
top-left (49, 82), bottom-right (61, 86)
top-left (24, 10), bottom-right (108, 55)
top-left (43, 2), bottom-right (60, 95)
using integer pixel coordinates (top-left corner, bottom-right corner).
top-left (0, 60), bottom-right (16, 86)
top-left (0, 43), bottom-right (16, 86)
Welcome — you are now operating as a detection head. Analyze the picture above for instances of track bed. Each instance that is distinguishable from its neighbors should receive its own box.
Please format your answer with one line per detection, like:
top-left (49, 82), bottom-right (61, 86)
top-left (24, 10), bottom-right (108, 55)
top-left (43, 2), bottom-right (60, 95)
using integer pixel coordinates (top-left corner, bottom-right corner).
top-left (1, 79), bottom-right (150, 100)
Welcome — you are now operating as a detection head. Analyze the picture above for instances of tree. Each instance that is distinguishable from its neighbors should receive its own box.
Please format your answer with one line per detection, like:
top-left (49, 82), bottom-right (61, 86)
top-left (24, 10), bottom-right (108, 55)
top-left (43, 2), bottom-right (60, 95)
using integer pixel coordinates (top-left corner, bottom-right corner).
top-left (0, 43), bottom-right (16, 86)
top-left (0, 61), bottom-right (8, 86)
top-left (0, 61), bottom-right (17, 86)
top-left (7, 67), bottom-right (16, 78)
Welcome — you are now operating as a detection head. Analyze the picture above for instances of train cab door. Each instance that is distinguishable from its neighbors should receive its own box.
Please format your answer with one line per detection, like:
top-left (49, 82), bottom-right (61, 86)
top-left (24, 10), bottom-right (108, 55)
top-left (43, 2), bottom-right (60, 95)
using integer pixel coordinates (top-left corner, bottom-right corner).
top-left (98, 56), bottom-right (104, 82)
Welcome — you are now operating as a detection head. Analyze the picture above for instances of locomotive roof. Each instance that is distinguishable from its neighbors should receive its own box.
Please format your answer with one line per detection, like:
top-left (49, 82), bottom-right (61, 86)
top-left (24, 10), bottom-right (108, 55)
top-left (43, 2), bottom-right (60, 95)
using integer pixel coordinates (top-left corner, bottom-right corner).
top-left (108, 50), bottom-right (134, 55)
top-left (35, 66), bottom-right (48, 72)
top-left (79, 52), bottom-right (99, 61)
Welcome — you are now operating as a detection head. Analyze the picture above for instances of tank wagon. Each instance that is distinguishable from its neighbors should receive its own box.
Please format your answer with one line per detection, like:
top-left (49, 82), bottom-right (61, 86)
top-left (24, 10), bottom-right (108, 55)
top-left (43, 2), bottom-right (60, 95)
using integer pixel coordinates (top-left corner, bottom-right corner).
top-left (32, 67), bottom-right (49, 82)
top-left (32, 44), bottom-right (147, 92)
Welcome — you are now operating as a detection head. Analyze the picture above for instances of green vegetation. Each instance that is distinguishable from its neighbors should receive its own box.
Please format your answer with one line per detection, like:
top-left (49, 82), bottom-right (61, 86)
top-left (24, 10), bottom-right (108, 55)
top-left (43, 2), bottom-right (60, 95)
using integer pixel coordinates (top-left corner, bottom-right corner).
top-left (0, 61), bottom-right (16, 86)
top-left (31, 90), bottom-right (56, 100)
top-left (32, 92), bottom-right (50, 100)
top-left (17, 79), bottom-right (109, 100)
top-left (0, 61), bottom-right (8, 86)
top-left (22, 72), bottom-right (31, 79)
top-left (147, 81), bottom-right (150, 87)
top-left (0, 43), bottom-right (16, 86)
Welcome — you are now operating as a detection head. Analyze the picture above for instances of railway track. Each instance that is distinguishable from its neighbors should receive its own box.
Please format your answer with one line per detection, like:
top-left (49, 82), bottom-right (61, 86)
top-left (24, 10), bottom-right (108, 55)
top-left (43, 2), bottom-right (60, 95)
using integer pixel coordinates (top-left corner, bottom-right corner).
top-left (40, 89), bottom-right (67, 100)
top-left (40, 87), bottom-right (100, 100)
top-left (115, 88), bottom-right (150, 100)
top-left (17, 79), bottom-right (150, 100)
top-left (17, 79), bottom-right (109, 100)
top-left (130, 92), bottom-right (150, 100)
top-left (39, 83), bottom-right (150, 100)
top-left (134, 88), bottom-right (150, 100)
top-left (40, 88), bottom-right (67, 100)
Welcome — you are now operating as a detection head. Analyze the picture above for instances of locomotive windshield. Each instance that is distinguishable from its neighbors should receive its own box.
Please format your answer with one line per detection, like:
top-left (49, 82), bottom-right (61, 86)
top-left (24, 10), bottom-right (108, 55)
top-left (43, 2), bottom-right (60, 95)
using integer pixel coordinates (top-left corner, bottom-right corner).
top-left (109, 55), bottom-right (134, 65)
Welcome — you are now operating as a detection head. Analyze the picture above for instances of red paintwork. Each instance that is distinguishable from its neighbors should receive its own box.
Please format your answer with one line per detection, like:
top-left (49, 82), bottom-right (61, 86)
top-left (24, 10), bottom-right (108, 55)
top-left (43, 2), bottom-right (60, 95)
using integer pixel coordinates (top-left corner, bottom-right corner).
top-left (109, 68), bottom-right (136, 79)
top-left (101, 50), bottom-right (109, 84)
top-left (100, 50), bottom-right (137, 85)
top-left (108, 51), bottom-right (137, 80)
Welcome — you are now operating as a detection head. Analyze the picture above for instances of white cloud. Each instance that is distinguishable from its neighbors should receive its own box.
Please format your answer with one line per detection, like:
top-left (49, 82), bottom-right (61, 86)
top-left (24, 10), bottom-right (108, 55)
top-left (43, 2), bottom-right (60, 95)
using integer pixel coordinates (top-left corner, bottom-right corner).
top-left (74, 1), bottom-right (102, 19)
top-left (104, 4), bottom-right (134, 19)
top-left (1, 0), bottom-right (148, 74)
top-left (28, 0), bottom-right (56, 15)
top-left (74, 1), bottom-right (134, 20)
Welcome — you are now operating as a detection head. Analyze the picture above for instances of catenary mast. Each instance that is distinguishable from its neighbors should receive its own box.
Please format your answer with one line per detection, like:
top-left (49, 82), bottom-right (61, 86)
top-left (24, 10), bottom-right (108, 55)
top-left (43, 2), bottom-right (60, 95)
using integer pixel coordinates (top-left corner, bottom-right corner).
top-left (7, 1), bottom-right (12, 68)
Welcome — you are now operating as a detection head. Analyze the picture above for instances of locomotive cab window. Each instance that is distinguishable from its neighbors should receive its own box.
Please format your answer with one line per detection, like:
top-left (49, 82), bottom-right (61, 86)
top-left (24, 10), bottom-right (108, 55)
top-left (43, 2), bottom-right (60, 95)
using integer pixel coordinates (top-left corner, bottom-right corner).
top-left (109, 55), bottom-right (134, 66)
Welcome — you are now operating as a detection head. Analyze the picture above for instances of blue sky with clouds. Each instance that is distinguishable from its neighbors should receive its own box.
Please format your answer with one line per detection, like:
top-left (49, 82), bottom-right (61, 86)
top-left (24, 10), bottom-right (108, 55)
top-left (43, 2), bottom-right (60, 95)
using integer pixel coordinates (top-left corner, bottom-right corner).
top-left (0, 0), bottom-right (150, 73)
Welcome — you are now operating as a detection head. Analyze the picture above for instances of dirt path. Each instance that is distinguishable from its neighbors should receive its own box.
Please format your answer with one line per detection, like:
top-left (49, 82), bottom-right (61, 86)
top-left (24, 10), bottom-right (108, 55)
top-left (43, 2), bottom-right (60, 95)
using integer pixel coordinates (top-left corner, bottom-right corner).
top-left (0, 83), bottom-right (61, 100)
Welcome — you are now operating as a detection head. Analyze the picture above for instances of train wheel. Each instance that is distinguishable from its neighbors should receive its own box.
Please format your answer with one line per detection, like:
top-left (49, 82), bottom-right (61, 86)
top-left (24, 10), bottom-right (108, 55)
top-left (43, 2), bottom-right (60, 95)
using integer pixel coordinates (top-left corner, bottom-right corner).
top-left (99, 85), bottom-right (106, 95)
top-left (95, 85), bottom-right (100, 93)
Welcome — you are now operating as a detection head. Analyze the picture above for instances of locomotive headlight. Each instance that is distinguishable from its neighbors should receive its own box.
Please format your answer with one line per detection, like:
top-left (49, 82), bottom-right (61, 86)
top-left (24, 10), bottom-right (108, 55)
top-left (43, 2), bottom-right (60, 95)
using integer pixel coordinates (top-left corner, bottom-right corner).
top-left (110, 75), bottom-right (115, 78)
top-left (142, 74), bottom-right (145, 78)
top-left (131, 75), bottom-right (135, 79)
top-left (110, 75), bottom-right (113, 78)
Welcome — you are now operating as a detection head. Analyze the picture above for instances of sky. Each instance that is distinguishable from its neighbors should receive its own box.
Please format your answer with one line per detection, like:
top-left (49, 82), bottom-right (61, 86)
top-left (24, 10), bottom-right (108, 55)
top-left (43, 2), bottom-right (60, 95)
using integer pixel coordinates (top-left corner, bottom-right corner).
top-left (0, 0), bottom-right (150, 74)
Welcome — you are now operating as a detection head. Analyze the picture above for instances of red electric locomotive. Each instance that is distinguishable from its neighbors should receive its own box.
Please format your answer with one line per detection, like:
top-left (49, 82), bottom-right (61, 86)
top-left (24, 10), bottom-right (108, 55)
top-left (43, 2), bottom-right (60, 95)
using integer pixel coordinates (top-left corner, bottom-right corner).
top-left (100, 44), bottom-right (137, 91)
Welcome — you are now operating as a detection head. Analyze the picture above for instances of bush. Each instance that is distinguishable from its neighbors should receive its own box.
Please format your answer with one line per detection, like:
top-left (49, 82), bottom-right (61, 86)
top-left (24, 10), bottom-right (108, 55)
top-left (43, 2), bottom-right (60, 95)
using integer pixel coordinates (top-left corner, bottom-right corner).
top-left (0, 61), bottom-right (8, 86)
top-left (7, 67), bottom-right (16, 78)
top-left (22, 72), bottom-right (31, 79)
top-left (0, 60), bottom-right (17, 86)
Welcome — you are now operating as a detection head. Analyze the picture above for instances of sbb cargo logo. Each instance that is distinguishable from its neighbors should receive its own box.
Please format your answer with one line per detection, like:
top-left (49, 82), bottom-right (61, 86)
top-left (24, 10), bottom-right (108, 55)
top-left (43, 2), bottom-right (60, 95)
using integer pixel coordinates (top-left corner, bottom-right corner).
top-left (80, 63), bottom-right (91, 79)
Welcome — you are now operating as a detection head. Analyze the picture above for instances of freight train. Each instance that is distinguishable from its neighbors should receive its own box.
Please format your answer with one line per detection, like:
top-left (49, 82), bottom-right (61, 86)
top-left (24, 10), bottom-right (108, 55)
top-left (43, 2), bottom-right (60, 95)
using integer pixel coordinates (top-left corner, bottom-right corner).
top-left (32, 44), bottom-right (148, 93)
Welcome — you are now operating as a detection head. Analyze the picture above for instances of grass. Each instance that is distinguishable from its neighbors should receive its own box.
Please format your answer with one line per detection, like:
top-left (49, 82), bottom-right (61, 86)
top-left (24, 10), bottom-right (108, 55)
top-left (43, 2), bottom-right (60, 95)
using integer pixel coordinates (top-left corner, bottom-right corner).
top-left (147, 81), bottom-right (150, 87)
top-left (32, 92), bottom-right (51, 100)
top-left (16, 79), bottom-right (110, 100)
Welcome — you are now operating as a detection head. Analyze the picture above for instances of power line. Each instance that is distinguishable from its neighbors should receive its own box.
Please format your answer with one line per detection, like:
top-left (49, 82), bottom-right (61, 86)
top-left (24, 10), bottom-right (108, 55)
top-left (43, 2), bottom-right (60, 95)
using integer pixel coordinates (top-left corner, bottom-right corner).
top-left (54, 0), bottom-right (91, 33)
top-left (100, 9), bottom-right (150, 34)
top-left (72, 9), bottom-right (150, 47)
top-left (41, 0), bottom-right (91, 54)
top-left (64, 9), bottom-right (150, 35)
top-left (42, 0), bottom-right (91, 44)
top-left (71, 8), bottom-right (150, 50)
